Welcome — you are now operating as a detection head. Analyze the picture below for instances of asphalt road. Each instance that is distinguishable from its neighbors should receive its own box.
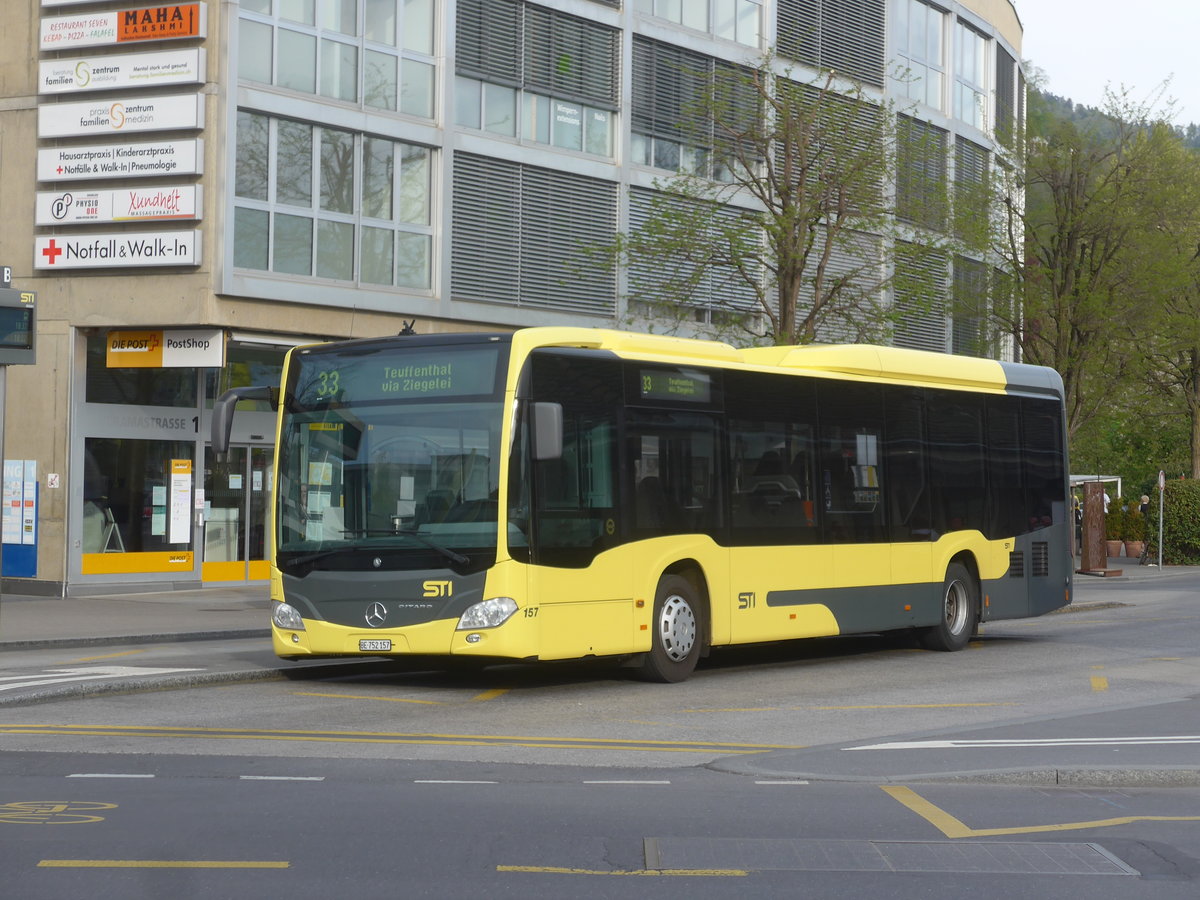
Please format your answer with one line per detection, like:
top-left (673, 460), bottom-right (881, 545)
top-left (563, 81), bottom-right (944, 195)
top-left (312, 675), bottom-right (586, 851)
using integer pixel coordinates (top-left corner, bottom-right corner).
top-left (2, 570), bottom-right (1200, 896)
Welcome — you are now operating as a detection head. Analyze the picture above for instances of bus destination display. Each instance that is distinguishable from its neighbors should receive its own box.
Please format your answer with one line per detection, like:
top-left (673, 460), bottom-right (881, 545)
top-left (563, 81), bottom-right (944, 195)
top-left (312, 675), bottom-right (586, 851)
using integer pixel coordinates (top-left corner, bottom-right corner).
top-left (639, 368), bottom-right (712, 403)
top-left (297, 347), bottom-right (500, 404)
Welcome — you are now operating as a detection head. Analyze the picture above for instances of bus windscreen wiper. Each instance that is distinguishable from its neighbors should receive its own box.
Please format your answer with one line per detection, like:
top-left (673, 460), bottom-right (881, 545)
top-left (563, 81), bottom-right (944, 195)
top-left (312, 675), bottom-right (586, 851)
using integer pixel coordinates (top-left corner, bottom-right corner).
top-left (282, 545), bottom-right (368, 569)
top-left (341, 529), bottom-right (470, 566)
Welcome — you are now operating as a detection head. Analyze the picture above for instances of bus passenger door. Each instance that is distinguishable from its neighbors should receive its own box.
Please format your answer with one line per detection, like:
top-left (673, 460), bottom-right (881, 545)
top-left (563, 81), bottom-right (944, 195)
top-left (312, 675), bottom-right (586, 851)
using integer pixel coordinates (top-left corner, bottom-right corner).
top-left (526, 410), bottom-right (633, 660)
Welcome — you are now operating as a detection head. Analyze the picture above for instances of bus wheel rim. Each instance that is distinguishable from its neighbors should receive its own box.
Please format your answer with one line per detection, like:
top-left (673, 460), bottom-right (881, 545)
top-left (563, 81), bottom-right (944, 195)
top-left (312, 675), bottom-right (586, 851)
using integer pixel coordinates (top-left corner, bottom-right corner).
top-left (945, 580), bottom-right (968, 632)
top-left (659, 594), bottom-right (696, 661)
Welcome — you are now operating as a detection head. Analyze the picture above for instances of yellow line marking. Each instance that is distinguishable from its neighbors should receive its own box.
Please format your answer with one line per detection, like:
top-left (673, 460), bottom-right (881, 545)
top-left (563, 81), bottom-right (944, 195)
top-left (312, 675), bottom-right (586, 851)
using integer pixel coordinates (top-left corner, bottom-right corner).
top-left (684, 703), bottom-right (1017, 713)
top-left (811, 703), bottom-right (1017, 711)
top-left (70, 650), bottom-right (147, 662)
top-left (38, 860), bottom-right (289, 869)
top-left (1091, 676), bottom-right (1109, 692)
top-left (0, 723), bottom-right (800, 754)
top-left (471, 689), bottom-right (509, 702)
top-left (498, 865), bottom-right (746, 877)
top-left (882, 785), bottom-right (1200, 838)
top-left (293, 691), bottom-right (444, 705)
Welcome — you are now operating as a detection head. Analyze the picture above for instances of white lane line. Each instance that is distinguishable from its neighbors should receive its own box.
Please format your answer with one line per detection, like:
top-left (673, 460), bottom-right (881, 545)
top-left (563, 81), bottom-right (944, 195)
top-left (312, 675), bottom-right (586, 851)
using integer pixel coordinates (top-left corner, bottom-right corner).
top-left (413, 780), bottom-right (498, 784)
top-left (239, 776), bottom-right (326, 781)
top-left (754, 780), bottom-right (810, 785)
top-left (0, 666), bottom-right (204, 692)
top-left (582, 780), bottom-right (671, 785)
top-left (67, 773), bottom-right (155, 778)
top-left (848, 736), bottom-right (1200, 750)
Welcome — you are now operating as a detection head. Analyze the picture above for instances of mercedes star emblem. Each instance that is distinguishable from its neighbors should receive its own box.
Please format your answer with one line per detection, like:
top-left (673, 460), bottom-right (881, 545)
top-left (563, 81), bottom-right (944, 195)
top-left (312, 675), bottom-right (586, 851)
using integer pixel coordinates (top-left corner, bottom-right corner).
top-left (365, 602), bottom-right (387, 628)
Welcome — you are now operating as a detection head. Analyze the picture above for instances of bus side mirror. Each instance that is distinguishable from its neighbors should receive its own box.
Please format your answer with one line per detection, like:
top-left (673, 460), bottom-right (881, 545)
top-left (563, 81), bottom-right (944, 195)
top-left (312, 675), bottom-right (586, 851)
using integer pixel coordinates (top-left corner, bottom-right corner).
top-left (532, 402), bottom-right (563, 461)
top-left (212, 385), bottom-right (278, 461)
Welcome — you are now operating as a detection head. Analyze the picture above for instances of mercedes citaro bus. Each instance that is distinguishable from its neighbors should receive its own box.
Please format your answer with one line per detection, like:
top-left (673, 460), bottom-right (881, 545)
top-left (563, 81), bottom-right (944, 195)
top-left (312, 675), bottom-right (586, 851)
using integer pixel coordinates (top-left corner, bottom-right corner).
top-left (212, 327), bottom-right (1071, 682)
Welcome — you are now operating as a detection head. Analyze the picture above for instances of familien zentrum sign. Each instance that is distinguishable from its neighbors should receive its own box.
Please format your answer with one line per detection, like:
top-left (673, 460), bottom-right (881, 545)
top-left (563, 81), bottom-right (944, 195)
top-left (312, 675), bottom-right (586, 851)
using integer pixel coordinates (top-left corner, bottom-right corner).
top-left (105, 328), bottom-right (223, 368)
top-left (38, 138), bottom-right (203, 182)
top-left (34, 230), bottom-right (201, 269)
top-left (40, 3), bottom-right (206, 50)
top-left (36, 185), bottom-right (202, 225)
top-left (38, 48), bottom-right (206, 95)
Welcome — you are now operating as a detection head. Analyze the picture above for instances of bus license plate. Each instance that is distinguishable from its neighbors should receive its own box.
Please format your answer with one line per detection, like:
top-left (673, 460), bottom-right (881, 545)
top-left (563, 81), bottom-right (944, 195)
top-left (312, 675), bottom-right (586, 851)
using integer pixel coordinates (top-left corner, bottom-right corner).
top-left (359, 639), bottom-right (392, 652)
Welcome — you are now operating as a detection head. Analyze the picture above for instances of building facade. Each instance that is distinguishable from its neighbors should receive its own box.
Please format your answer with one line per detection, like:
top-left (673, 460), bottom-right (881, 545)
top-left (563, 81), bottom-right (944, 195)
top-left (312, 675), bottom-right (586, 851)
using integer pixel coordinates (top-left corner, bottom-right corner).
top-left (1, 0), bottom-right (1025, 595)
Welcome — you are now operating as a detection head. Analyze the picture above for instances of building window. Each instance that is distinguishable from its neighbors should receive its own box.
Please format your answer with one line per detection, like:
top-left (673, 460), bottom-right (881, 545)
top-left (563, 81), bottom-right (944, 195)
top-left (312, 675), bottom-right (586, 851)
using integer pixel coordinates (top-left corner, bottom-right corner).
top-left (994, 46), bottom-right (1016, 147)
top-left (890, 0), bottom-right (945, 111)
top-left (954, 19), bottom-right (987, 130)
top-left (954, 135), bottom-right (988, 240)
top-left (634, 0), bottom-right (762, 48)
top-left (896, 114), bottom-right (948, 231)
top-left (85, 334), bottom-right (197, 407)
top-left (82, 438), bottom-right (197, 556)
top-left (455, 0), bottom-right (619, 158)
top-left (776, 0), bottom-right (886, 88)
top-left (893, 242), bottom-right (948, 352)
top-left (451, 153), bottom-right (617, 315)
top-left (233, 111), bottom-right (434, 290)
top-left (238, 0), bottom-right (437, 120)
top-left (631, 36), bottom-right (757, 182)
top-left (951, 255), bottom-right (988, 356)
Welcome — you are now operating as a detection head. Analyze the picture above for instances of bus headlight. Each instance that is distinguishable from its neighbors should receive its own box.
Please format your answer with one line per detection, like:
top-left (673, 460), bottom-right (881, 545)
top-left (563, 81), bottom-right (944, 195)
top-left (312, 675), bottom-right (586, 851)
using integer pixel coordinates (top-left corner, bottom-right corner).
top-left (456, 597), bottom-right (518, 630)
top-left (272, 602), bottom-right (306, 631)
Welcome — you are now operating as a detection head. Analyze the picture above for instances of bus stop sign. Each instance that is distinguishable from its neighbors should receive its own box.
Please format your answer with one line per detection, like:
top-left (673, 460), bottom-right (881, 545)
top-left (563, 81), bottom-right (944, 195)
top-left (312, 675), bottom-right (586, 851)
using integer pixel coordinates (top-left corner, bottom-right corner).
top-left (0, 286), bottom-right (36, 366)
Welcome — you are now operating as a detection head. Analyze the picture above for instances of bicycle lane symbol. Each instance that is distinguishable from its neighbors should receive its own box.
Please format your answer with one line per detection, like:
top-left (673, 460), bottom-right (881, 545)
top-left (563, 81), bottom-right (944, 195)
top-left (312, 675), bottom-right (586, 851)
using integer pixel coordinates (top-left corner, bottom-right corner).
top-left (0, 801), bottom-right (116, 824)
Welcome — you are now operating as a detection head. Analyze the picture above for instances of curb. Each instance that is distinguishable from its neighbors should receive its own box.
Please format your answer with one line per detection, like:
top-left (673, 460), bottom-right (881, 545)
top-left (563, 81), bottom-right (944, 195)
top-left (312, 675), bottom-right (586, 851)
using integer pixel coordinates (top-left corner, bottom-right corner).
top-left (0, 629), bottom-right (270, 652)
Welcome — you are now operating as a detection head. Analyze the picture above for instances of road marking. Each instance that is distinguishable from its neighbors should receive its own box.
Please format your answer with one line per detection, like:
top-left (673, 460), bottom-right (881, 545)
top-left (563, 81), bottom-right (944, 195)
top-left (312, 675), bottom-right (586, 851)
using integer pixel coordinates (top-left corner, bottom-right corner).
top-left (0, 723), bottom-right (799, 754)
top-left (70, 650), bottom-right (147, 662)
top-left (685, 703), bottom-right (1016, 713)
top-left (38, 860), bottom-right (289, 869)
top-left (67, 774), bottom-right (153, 779)
top-left (1091, 676), bottom-right (1109, 692)
top-left (498, 865), bottom-right (746, 877)
top-left (584, 780), bottom-right (671, 785)
top-left (471, 689), bottom-right (509, 702)
top-left (883, 785), bottom-right (1200, 838)
top-left (849, 736), bottom-right (1200, 750)
top-left (414, 780), bottom-right (498, 784)
top-left (755, 780), bottom-right (810, 785)
top-left (293, 691), bottom-right (444, 705)
top-left (0, 801), bottom-right (116, 824)
top-left (239, 776), bottom-right (325, 781)
top-left (0, 666), bottom-right (203, 693)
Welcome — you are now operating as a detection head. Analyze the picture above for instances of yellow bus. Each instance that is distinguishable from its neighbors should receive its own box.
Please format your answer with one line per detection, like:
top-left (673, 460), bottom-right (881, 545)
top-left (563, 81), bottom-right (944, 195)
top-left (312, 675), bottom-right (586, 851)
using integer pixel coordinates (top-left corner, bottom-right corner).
top-left (212, 327), bottom-right (1071, 682)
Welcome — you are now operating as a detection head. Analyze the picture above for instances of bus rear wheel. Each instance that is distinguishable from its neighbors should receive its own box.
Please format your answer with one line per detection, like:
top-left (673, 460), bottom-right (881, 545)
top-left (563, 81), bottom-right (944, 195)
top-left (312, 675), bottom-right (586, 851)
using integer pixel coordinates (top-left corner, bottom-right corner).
top-left (918, 562), bottom-right (977, 652)
top-left (639, 575), bottom-right (702, 683)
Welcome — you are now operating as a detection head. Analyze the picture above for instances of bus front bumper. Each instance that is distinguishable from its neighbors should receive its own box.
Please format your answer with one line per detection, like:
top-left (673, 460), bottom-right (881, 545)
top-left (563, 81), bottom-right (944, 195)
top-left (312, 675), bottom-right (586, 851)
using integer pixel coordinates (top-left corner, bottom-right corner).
top-left (271, 604), bottom-right (538, 661)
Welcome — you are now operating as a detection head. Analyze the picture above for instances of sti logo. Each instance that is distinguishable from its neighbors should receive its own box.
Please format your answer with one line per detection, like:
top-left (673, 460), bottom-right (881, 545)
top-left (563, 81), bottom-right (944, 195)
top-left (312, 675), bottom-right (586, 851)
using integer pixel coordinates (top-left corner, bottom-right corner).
top-left (423, 580), bottom-right (453, 598)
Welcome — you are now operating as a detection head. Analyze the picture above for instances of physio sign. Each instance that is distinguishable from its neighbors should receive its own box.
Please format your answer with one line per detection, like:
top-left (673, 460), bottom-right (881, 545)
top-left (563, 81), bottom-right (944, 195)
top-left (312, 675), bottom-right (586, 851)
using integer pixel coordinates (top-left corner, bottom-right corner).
top-left (106, 328), bottom-right (223, 368)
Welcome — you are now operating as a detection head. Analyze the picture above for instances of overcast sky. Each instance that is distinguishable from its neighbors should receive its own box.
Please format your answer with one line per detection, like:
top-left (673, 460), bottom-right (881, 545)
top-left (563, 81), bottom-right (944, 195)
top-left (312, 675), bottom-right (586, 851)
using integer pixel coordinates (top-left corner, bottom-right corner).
top-left (1015, 1), bottom-right (1198, 126)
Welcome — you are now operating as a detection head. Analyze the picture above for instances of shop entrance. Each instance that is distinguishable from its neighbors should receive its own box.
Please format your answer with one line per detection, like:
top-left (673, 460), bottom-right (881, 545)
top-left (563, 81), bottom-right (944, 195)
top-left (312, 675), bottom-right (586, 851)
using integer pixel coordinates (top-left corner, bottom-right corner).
top-left (202, 445), bottom-right (271, 582)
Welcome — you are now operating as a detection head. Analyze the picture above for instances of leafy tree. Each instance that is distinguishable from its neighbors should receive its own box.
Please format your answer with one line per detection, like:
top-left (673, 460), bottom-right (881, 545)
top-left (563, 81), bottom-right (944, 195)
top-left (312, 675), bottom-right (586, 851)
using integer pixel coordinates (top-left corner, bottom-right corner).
top-left (992, 89), bottom-right (1171, 437)
top-left (1138, 129), bottom-right (1200, 476)
top-left (617, 58), bottom-right (951, 346)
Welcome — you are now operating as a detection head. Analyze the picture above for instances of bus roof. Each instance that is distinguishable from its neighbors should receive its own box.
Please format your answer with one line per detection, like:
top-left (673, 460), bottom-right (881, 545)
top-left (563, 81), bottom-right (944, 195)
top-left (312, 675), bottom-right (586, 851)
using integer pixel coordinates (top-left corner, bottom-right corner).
top-left (507, 327), bottom-right (1062, 398)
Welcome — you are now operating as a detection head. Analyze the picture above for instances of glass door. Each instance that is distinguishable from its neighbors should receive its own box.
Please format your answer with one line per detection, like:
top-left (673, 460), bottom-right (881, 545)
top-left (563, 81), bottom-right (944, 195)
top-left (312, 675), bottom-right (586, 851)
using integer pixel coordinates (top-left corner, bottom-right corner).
top-left (202, 445), bottom-right (272, 582)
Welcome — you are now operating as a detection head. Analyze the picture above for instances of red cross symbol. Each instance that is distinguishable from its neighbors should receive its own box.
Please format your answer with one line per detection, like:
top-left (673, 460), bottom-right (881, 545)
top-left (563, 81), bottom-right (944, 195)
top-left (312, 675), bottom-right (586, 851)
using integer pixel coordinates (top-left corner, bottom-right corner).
top-left (41, 240), bottom-right (63, 265)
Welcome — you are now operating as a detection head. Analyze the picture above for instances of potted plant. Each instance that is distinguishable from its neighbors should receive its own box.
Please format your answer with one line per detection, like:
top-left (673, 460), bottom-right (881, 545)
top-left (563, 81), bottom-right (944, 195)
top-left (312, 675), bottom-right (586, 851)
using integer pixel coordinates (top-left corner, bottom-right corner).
top-left (1104, 506), bottom-right (1125, 558)
top-left (1123, 507), bottom-right (1147, 560)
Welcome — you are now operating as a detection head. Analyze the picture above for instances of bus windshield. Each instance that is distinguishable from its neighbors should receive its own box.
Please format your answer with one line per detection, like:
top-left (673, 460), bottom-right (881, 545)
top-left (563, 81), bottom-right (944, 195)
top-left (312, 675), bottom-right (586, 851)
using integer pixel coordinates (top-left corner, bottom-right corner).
top-left (275, 340), bottom-right (507, 575)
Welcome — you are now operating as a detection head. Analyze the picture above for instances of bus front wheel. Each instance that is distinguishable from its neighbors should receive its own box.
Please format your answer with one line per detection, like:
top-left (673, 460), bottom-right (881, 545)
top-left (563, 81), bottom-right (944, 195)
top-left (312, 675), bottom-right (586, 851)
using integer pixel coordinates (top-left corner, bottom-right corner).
top-left (639, 575), bottom-right (702, 683)
top-left (918, 562), bottom-right (977, 652)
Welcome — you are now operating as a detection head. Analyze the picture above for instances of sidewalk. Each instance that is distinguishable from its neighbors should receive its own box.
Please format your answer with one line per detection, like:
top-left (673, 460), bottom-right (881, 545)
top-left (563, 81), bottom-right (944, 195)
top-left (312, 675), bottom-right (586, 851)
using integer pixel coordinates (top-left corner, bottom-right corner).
top-left (0, 557), bottom-right (1186, 650)
top-left (0, 584), bottom-right (270, 649)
